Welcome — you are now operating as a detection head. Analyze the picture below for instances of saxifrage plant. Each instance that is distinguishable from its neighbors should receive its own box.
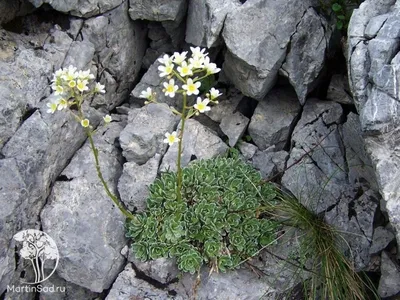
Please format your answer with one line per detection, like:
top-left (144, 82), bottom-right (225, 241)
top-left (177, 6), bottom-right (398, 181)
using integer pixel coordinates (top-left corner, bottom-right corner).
top-left (126, 157), bottom-right (280, 274)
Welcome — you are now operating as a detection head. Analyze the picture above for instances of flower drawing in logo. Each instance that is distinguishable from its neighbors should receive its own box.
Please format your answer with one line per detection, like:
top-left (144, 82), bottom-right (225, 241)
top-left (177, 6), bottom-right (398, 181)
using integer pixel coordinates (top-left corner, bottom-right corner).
top-left (13, 229), bottom-right (59, 284)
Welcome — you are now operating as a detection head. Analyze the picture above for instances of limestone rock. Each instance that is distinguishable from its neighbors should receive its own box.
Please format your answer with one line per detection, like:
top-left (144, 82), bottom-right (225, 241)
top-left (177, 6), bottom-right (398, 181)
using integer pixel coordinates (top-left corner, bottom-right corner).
top-left (222, 0), bottom-right (329, 101)
top-left (327, 74), bottom-right (353, 105)
top-left (119, 104), bottom-right (179, 164)
top-left (160, 119), bottom-right (229, 172)
top-left (185, 0), bottom-right (239, 48)
top-left (118, 155), bottom-right (160, 213)
top-left (378, 252), bottom-right (400, 298)
top-left (27, 0), bottom-right (123, 17)
top-left (40, 122), bottom-right (127, 292)
top-left (370, 226), bottom-right (395, 254)
top-left (129, 0), bottom-right (187, 22)
top-left (220, 111), bottom-right (249, 147)
top-left (248, 87), bottom-right (301, 151)
top-left (106, 264), bottom-right (175, 300)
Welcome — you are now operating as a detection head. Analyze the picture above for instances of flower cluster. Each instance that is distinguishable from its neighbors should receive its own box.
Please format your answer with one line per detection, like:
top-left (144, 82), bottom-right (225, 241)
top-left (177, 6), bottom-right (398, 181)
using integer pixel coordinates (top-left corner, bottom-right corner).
top-left (46, 66), bottom-right (109, 128)
top-left (139, 47), bottom-right (222, 146)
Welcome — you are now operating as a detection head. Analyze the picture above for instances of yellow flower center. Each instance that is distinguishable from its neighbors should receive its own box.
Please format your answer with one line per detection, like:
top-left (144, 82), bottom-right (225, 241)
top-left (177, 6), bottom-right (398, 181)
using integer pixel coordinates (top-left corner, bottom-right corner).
top-left (69, 80), bottom-right (76, 88)
top-left (166, 65), bottom-right (173, 74)
top-left (188, 84), bottom-right (196, 92)
top-left (167, 85), bottom-right (175, 93)
top-left (197, 103), bottom-right (205, 111)
top-left (168, 135), bottom-right (176, 143)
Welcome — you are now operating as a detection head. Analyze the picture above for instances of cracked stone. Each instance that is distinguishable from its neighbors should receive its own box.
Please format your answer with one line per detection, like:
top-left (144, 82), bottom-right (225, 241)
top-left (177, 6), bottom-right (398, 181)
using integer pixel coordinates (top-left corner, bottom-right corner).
top-left (160, 119), bottom-right (229, 172)
top-left (370, 226), bottom-right (395, 254)
top-left (41, 122), bottom-right (127, 292)
top-left (106, 264), bottom-right (175, 300)
top-left (118, 154), bottom-right (160, 213)
top-left (378, 251), bottom-right (400, 298)
top-left (119, 104), bottom-right (179, 164)
top-left (248, 87), bottom-right (301, 151)
top-left (220, 111), bottom-right (249, 147)
top-left (238, 141), bottom-right (258, 160)
top-left (185, 0), bottom-right (239, 48)
top-left (327, 74), bottom-right (354, 105)
top-left (222, 0), bottom-right (327, 100)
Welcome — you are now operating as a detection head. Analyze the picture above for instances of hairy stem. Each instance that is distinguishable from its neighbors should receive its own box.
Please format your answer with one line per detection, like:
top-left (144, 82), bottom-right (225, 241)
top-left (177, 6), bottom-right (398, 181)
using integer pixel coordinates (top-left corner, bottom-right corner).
top-left (176, 93), bottom-right (187, 201)
top-left (86, 128), bottom-right (134, 220)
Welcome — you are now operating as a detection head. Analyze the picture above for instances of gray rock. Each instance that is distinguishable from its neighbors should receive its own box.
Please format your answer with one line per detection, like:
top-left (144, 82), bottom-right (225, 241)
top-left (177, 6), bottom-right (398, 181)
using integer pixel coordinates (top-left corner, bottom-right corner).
top-left (0, 100), bottom-right (101, 295)
top-left (327, 74), bottom-right (354, 105)
top-left (131, 55), bottom-right (178, 107)
top-left (220, 111), bottom-right (249, 147)
top-left (205, 88), bottom-right (242, 123)
top-left (39, 272), bottom-right (100, 300)
top-left (370, 226), bottom-right (395, 254)
top-left (365, 14), bottom-right (390, 39)
top-left (248, 87), bottom-right (301, 151)
top-left (222, 0), bottom-right (327, 100)
top-left (128, 248), bottom-right (179, 284)
top-left (281, 8), bottom-right (331, 104)
top-left (81, 1), bottom-right (147, 109)
top-left (106, 264), bottom-right (174, 300)
top-left (40, 122), bottom-right (127, 292)
top-left (0, 0), bottom-right (35, 25)
top-left (341, 112), bottom-right (378, 189)
top-left (173, 267), bottom-right (275, 299)
top-left (118, 155), bottom-right (160, 213)
top-left (252, 149), bottom-right (288, 179)
top-left (27, 0), bottom-right (123, 17)
top-left (281, 99), bottom-right (345, 213)
top-left (238, 142), bottom-right (258, 160)
top-left (119, 104), bottom-right (179, 164)
top-left (185, 0), bottom-right (239, 48)
top-left (325, 189), bottom-right (378, 270)
top-left (378, 252), bottom-right (400, 298)
top-left (129, 0), bottom-right (187, 22)
top-left (160, 119), bottom-right (229, 172)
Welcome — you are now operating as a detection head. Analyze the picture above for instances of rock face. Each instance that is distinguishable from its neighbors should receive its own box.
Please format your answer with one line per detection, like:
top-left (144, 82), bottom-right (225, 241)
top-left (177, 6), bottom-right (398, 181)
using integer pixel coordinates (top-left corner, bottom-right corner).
top-left (27, 0), bottom-right (123, 17)
top-left (41, 122), bottom-right (127, 292)
top-left (119, 104), bottom-right (179, 164)
top-left (129, 0), bottom-right (187, 22)
top-left (248, 87), bottom-right (301, 151)
top-left (106, 264), bottom-right (175, 300)
top-left (186, 0), bottom-right (239, 48)
top-left (378, 252), bottom-right (400, 298)
top-left (160, 119), bottom-right (229, 172)
top-left (347, 0), bottom-right (400, 245)
top-left (222, 0), bottom-right (331, 103)
top-left (118, 155), bottom-right (160, 212)
top-left (0, 101), bottom-right (101, 295)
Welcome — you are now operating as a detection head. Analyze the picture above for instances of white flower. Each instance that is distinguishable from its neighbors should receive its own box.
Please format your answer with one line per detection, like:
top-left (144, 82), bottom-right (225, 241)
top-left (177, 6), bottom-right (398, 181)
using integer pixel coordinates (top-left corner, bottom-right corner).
top-left (95, 82), bottom-right (106, 94)
top-left (81, 119), bottom-right (90, 127)
top-left (194, 97), bottom-right (211, 113)
top-left (139, 87), bottom-right (153, 100)
top-left (177, 61), bottom-right (193, 77)
top-left (78, 69), bottom-right (95, 80)
top-left (209, 87), bottom-right (222, 100)
top-left (46, 101), bottom-right (58, 114)
top-left (163, 79), bottom-right (179, 98)
top-left (182, 78), bottom-right (201, 96)
top-left (190, 46), bottom-right (208, 60)
top-left (62, 65), bottom-right (78, 81)
top-left (163, 131), bottom-right (180, 146)
top-left (158, 54), bottom-right (173, 65)
top-left (54, 68), bottom-right (64, 78)
top-left (204, 57), bottom-right (221, 74)
top-left (189, 57), bottom-right (204, 69)
top-left (103, 115), bottom-right (112, 123)
top-left (76, 79), bottom-right (89, 92)
top-left (68, 80), bottom-right (76, 88)
top-left (57, 98), bottom-right (68, 110)
top-left (158, 63), bottom-right (174, 77)
top-left (54, 85), bottom-right (64, 95)
top-left (172, 51), bottom-right (188, 64)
